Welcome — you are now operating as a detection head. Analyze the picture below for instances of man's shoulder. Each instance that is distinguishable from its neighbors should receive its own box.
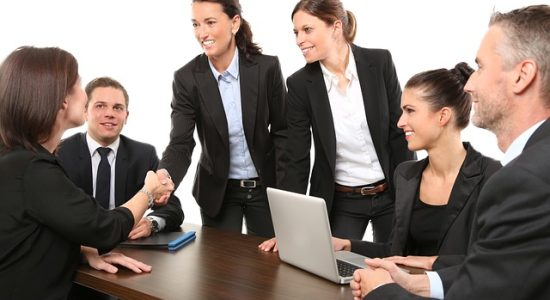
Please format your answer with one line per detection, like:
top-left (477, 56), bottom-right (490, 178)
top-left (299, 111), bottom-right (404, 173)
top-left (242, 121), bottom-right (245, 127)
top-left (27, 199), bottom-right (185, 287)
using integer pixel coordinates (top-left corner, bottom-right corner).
top-left (59, 132), bottom-right (84, 146)
top-left (57, 132), bottom-right (85, 158)
top-left (119, 135), bottom-right (155, 152)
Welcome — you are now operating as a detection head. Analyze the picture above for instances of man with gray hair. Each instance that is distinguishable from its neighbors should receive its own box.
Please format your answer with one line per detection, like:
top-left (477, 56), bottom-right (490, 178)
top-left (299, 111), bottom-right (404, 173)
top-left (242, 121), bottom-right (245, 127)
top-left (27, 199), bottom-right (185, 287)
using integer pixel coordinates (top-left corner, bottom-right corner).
top-left (350, 4), bottom-right (550, 299)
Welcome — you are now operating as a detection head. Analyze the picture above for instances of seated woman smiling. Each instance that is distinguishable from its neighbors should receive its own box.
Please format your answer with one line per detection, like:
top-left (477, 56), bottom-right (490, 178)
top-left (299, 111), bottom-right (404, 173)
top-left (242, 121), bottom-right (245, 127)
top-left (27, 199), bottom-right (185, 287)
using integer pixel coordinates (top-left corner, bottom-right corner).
top-left (333, 63), bottom-right (501, 272)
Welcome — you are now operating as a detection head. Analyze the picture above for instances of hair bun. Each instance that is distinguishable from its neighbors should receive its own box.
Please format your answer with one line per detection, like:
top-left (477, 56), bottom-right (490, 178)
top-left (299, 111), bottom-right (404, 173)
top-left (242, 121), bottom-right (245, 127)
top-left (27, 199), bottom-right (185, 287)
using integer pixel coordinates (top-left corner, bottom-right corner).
top-left (451, 62), bottom-right (474, 86)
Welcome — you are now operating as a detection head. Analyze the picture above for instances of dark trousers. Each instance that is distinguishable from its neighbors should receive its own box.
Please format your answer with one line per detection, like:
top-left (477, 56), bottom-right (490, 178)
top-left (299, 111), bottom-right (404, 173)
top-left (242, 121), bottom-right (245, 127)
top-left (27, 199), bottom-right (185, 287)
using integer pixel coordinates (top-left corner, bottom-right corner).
top-left (201, 185), bottom-right (275, 238)
top-left (330, 189), bottom-right (394, 242)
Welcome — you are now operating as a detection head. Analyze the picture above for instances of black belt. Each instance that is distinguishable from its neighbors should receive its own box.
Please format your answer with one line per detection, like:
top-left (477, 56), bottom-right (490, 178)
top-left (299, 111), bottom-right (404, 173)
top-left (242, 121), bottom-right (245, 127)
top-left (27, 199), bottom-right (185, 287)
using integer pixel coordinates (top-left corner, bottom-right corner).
top-left (227, 178), bottom-right (261, 189)
top-left (334, 180), bottom-right (388, 196)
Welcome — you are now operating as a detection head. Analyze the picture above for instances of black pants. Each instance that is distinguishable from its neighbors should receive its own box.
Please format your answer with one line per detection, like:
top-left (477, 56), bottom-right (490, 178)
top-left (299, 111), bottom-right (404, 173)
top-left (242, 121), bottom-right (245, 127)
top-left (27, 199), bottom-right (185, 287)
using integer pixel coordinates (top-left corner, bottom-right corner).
top-left (330, 190), bottom-right (394, 242)
top-left (201, 185), bottom-right (275, 238)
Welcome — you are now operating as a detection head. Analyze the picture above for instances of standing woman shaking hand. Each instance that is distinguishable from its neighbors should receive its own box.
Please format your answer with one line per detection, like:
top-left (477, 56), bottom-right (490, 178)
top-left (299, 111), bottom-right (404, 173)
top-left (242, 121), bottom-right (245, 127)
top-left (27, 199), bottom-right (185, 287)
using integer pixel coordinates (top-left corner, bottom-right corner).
top-left (159, 0), bottom-right (287, 237)
top-left (260, 0), bottom-right (414, 251)
top-left (0, 46), bottom-right (173, 299)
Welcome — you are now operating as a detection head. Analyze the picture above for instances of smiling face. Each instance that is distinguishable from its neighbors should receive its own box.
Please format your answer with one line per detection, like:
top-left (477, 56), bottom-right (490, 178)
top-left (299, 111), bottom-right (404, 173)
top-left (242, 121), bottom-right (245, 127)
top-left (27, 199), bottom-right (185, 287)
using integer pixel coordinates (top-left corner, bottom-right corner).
top-left (397, 88), bottom-right (445, 151)
top-left (191, 1), bottom-right (240, 63)
top-left (85, 86), bottom-right (128, 146)
top-left (465, 25), bottom-right (512, 134)
top-left (292, 10), bottom-right (336, 63)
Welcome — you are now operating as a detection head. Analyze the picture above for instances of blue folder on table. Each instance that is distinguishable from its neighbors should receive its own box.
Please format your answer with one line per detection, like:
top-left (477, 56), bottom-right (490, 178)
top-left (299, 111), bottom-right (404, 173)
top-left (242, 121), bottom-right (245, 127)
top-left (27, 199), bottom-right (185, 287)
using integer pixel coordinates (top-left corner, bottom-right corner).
top-left (119, 231), bottom-right (196, 251)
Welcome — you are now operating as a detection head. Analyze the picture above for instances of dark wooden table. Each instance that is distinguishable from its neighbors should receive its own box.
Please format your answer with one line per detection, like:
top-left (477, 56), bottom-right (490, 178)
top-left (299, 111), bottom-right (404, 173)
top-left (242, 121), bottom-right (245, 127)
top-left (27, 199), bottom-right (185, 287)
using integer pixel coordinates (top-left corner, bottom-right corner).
top-left (75, 223), bottom-right (353, 300)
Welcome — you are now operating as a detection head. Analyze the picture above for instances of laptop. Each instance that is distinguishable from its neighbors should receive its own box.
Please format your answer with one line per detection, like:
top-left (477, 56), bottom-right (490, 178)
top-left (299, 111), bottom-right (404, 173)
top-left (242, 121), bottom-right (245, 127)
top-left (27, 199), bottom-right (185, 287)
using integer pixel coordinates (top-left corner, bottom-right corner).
top-left (267, 187), bottom-right (369, 284)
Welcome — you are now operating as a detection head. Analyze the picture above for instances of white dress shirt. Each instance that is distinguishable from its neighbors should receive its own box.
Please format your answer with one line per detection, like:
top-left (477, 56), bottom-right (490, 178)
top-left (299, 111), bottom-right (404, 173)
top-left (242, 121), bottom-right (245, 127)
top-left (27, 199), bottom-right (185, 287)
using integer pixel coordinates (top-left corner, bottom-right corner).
top-left (319, 46), bottom-right (384, 186)
top-left (86, 133), bottom-right (165, 230)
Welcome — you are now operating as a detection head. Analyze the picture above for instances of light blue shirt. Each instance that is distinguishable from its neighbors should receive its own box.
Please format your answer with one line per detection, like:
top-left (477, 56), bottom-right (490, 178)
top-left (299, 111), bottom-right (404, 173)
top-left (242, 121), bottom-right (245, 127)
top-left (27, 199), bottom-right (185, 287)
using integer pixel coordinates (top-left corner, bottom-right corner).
top-left (208, 49), bottom-right (258, 179)
top-left (427, 120), bottom-right (545, 298)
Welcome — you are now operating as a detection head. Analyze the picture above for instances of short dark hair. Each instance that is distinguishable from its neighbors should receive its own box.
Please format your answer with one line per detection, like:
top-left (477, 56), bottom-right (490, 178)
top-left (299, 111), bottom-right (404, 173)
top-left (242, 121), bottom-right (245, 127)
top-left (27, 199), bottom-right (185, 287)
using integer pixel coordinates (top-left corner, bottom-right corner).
top-left (193, 0), bottom-right (262, 58)
top-left (291, 0), bottom-right (357, 43)
top-left (490, 5), bottom-right (550, 102)
top-left (0, 46), bottom-right (78, 151)
top-left (405, 63), bottom-right (474, 130)
top-left (85, 77), bottom-right (129, 108)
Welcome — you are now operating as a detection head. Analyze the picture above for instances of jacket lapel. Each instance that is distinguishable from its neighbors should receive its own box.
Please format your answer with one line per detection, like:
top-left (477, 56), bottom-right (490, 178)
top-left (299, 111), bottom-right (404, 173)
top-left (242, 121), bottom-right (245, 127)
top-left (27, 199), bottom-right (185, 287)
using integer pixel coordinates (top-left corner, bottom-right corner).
top-left (352, 45), bottom-right (384, 162)
top-left (306, 63), bottom-right (336, 173)
top-left (194, 54), bottom-right (229, 148)
top-left (114, 137), bottom-right (128, 207)
top-left (78, 133), bottom-right (94, 196)
top-left (437, 143), bottom-right (483, 249)
top-left (239, 56), bottom-right (258, 151)
top-left (393, 159), bottom-right (426, 253)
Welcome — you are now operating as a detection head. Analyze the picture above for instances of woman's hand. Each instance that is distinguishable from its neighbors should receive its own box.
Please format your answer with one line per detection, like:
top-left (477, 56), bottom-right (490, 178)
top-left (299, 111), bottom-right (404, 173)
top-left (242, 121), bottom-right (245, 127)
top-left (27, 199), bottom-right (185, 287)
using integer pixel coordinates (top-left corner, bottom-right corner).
top-left (258, 237), bottom-right (279, 252)
top-left (81, 246), bottom-right (152, 274)
top-left (384, 255), bottom-right (438, 271)
top-left (332, 237), bottom-right (352, 251)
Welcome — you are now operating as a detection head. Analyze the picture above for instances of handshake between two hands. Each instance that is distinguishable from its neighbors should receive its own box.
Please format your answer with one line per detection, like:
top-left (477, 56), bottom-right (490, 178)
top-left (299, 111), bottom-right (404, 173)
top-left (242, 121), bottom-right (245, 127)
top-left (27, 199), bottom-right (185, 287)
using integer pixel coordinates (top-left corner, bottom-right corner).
top-left (145, 168), bottom-right (175, 206)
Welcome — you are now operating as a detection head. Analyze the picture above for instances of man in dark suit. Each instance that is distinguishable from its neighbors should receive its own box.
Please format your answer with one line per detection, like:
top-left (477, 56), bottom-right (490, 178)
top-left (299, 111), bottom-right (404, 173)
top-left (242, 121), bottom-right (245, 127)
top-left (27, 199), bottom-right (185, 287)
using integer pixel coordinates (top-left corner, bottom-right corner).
top-left (57, 77), bottom-right (184, 238)
top-left (350, 5), bottom-right (550, 299)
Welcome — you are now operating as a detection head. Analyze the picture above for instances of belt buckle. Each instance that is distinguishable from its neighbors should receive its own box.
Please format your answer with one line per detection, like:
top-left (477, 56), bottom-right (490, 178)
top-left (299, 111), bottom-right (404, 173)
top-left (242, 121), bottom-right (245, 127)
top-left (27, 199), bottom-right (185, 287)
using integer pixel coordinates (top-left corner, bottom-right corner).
top-left (360, 186), bottom-right (376, 196)
top-left (240, 179), bottom-right (257, 188)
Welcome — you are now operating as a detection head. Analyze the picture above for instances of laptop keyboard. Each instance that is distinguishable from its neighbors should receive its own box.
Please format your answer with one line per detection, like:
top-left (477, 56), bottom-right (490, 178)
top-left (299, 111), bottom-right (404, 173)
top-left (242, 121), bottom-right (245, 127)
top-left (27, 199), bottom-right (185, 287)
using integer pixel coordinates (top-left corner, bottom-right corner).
top-left (337, 259), bottom-right (361, 277)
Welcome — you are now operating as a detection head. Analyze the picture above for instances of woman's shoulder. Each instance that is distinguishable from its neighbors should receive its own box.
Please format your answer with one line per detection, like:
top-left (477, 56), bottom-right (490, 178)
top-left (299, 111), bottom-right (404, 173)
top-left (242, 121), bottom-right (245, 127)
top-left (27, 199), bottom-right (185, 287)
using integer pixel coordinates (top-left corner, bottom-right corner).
top-left (351, 44), bottom-right (393, 60)
top-left (395, 158), bottom-right (427, 178)
top-left (1, 147), bottom-right (57, 178)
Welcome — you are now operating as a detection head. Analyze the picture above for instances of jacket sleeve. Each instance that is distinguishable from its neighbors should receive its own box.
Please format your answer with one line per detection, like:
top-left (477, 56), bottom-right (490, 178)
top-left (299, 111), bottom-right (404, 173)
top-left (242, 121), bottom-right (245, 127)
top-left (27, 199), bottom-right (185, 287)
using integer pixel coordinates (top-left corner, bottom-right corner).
top-left (266, 56), bottom-right (288, 187)
top-left (159, 70), bottom-right (197, 189)
top-left (24, 155), bottom-right (134, 252)
top-left (280, 74), bottom-right (311, 194)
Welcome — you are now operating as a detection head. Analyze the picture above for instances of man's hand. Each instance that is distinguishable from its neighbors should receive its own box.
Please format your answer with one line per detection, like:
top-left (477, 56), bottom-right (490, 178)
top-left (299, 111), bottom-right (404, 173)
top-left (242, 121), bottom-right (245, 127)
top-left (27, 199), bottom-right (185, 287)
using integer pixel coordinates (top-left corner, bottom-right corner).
top-left (128, 217), bottom-right (153, 239)
top-left (258, 237), bottom-right (278, 252)
top-left (365, 258), bottom-right (431, 297)
top-left (81, 246), bottom-right (152, 274)
top-left (350, 264), bottom-right (394, 300)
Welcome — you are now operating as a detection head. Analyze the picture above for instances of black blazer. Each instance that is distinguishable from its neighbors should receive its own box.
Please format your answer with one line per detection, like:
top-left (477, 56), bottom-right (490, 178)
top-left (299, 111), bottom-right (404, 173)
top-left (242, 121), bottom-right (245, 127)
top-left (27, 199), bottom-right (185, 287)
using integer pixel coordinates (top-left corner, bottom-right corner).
top-left (0, 145), bottom-right (134, 299)
top-left (159, 53), bottom-right (287, 217)
top-left (57, 133), bottom-right (184, 231)
top-left (283, 45), bottom-right (415, 211)
top-left (366, 120), bottom-right (550, 299)
top-left (350, 143), bottom-right (501, 260)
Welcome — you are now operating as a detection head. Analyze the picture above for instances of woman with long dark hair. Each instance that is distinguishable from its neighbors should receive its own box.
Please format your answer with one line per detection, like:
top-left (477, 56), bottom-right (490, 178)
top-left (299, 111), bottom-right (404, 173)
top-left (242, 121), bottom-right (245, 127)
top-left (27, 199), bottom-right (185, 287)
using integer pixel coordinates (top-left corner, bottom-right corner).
top-left (159, 0), bottom-right (287, 237)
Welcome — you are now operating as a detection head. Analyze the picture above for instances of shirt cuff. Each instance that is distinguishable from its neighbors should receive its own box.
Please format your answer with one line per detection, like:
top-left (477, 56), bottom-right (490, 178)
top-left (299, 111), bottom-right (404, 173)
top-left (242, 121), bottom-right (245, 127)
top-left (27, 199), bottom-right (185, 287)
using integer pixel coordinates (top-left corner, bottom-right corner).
top-left (426, 271), bottom-right (444, 299)
top-left (147, 215), bottom-right (166, 231)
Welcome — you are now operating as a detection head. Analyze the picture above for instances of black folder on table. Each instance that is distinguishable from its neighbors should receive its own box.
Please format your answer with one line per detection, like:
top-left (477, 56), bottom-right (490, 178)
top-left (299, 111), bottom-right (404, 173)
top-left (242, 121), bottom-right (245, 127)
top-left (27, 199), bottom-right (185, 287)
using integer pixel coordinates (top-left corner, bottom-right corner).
top-left (119, 231), bottom-right (196, 251)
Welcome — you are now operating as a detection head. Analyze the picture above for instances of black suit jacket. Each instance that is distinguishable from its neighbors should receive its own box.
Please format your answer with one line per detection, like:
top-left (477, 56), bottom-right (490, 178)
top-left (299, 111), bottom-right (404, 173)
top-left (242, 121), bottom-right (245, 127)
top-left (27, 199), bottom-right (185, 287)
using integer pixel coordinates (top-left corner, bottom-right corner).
top-left (367, 119), bottom-right (550, 299)
top-left (57, 133), bottom-right (184, 231)
top-left (159, 53), bottom-right (287, 217)
top-left (283, 45), bottom-right (415, 212)
top-left (351, 143), bottom-right (501, 261)
top-left (0, 145), bottom-right (134, 299)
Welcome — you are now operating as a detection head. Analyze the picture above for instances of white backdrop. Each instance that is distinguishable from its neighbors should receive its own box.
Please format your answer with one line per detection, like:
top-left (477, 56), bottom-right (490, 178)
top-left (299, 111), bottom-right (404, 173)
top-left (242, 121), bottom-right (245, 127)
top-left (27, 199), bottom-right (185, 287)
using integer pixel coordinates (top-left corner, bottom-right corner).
top-left (1, 0), bottom-right (545, 228)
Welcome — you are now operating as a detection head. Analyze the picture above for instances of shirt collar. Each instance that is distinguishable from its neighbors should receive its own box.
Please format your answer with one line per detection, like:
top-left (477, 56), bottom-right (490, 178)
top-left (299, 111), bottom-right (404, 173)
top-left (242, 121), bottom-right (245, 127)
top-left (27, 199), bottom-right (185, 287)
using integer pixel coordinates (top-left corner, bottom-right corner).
top-left (319, 45), bottom-right (357, 93)
top-left (86, 133), bottom-right (120, 158)
top-left (501, 120), bottom-right (545, 166)
top-left (208, 48), bottom-right (240, 82)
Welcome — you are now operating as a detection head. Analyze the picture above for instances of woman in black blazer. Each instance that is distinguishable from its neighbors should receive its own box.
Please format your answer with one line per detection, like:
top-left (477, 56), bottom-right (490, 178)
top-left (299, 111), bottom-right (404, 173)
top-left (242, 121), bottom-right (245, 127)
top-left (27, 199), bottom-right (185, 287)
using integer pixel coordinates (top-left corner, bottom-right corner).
top-left (0, 46), bottom-right (173, 299)
top-left (333, 63), bottom-right (501, 272)
top-left (159, 0), bottom-right (287, 237)
top-left (260, 0), bottom-right (413, 252)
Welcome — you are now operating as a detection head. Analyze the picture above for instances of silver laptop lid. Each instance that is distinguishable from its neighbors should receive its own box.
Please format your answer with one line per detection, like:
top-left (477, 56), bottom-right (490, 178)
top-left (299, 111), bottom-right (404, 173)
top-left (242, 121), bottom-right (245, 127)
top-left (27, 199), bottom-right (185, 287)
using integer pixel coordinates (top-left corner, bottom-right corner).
top-left (267, 187), bottom-right (343, 283)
